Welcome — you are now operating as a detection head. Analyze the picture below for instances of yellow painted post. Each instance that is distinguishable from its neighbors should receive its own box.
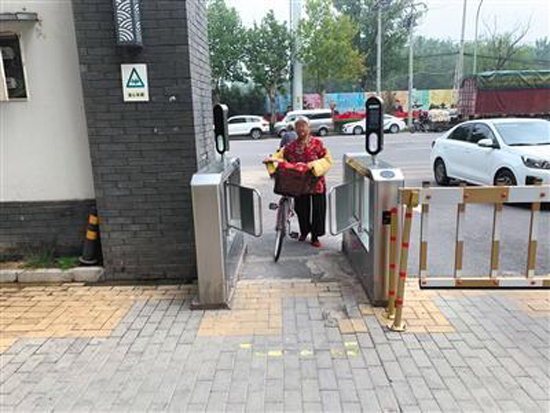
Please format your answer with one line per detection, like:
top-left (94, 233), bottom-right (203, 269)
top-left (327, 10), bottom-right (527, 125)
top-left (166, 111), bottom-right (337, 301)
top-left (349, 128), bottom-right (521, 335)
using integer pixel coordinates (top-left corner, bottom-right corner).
top-left (385, 207), bottom-right (399, 319)
top-left (390, 190), bottom-right (418, 332)
top-left (526, 179), bottom-right (543, 279)
top-left (490, 181), bottom-right (506, 280)
top-left (454, 183), bottom-right (467, 280)
top-left (419, 181), bottom-right (430, 286)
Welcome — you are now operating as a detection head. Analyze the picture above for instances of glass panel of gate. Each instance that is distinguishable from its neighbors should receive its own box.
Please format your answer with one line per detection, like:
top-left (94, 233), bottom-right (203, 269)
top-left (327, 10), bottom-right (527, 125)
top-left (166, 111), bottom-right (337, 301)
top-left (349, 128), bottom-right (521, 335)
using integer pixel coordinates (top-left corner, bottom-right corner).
top-left (225, 183), bottom-right (261, 237)
top-left (334, 181), bottom-right (360, 233)
top-left (226, 182), bottom-right (241, 230)
top-left (238, 185), bottom-right (256, 235)
top-left (361, 176), bottom-right (371, 235)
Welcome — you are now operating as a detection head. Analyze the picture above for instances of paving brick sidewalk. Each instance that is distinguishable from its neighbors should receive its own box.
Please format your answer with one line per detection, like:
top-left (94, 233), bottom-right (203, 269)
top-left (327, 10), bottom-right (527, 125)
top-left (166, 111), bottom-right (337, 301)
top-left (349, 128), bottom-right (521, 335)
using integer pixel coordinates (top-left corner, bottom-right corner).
top-left (1, 277), bottom-right (549, 412)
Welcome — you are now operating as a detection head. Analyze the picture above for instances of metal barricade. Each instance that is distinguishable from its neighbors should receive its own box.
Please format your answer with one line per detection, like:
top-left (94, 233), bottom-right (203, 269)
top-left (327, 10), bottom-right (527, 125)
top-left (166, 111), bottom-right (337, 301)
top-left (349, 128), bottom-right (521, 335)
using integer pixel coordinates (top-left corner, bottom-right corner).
top-left (410, 183), bottom-right (550, 288)
top-left (386, 183), bottom-right (549, 332)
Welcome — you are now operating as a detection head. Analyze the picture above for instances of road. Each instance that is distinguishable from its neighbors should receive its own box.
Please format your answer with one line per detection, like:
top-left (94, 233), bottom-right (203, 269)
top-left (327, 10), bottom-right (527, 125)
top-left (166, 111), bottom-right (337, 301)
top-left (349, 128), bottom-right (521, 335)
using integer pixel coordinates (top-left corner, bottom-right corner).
top-left (231, 133), bottom-right (549, 279)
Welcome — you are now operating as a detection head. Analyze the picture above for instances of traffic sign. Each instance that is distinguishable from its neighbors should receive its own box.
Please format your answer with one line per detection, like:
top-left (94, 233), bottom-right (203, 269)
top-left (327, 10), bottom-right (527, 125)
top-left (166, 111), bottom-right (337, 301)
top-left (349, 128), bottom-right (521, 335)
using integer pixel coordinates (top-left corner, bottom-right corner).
top-left (121, 64), bottom-right (149, 102)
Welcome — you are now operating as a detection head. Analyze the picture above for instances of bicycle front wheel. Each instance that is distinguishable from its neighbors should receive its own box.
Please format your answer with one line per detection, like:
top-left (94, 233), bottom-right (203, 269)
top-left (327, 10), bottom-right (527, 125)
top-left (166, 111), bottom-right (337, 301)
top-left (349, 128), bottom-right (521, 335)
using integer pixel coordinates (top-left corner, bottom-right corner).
top-left (274, 198), bottom-right (289, 262)
top-left (274, 229), bottom-right (284, 262)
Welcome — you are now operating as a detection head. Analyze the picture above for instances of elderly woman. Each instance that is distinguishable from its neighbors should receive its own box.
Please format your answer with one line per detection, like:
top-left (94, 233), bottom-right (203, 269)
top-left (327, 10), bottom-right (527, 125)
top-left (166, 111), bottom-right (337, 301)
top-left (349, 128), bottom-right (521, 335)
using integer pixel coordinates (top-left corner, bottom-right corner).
top-left (267, 116), bottom-right (332, 247)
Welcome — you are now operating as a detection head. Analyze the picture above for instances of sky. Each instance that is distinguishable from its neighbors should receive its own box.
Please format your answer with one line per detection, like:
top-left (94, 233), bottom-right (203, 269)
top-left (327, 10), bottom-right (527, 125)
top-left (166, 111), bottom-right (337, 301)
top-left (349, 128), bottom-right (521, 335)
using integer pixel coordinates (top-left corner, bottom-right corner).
top-left (227, 0), bottom-right (550, 44)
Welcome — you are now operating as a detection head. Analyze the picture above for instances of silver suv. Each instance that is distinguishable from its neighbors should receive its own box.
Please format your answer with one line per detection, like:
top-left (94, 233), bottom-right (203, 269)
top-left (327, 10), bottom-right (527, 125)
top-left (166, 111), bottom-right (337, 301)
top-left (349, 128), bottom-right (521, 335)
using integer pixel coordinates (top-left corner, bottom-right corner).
top-left (274, 109), bottom-right (334, 137)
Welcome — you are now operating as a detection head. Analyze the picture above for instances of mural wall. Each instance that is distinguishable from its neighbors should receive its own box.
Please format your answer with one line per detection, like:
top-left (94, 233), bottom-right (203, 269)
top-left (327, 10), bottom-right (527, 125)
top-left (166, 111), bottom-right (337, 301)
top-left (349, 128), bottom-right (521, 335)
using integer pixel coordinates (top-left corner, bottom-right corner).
top-left (268, 90), bottom-right (457, 114)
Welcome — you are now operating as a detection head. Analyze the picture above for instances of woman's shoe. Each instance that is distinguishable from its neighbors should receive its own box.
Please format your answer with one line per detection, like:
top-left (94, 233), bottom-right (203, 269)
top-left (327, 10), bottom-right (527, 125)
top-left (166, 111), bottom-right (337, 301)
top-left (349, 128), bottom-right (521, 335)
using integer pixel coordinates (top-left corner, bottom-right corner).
top-left (298, 234), bottom-right (308, 242)
top-left (311, 238), bottom-right (322, 248)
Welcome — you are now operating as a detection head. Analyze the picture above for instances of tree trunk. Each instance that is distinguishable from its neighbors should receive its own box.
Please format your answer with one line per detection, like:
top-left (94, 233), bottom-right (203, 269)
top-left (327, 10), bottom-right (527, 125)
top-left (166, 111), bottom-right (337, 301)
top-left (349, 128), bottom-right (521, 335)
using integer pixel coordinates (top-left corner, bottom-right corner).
top-left (268, 89), bottom-right (277, 130)
top-left (320, 90), bottom-right (326, 109)
top-left (213, 83), bottom-right (221, 105)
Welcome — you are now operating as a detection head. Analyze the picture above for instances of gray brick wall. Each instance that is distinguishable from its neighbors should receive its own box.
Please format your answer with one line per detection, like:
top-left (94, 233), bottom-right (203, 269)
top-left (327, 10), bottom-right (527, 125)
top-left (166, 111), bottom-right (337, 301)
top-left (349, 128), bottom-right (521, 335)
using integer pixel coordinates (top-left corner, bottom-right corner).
top-left (71, 0), bottom-right (214, 280)
top-left (0, 200), bottom-right (95, 260)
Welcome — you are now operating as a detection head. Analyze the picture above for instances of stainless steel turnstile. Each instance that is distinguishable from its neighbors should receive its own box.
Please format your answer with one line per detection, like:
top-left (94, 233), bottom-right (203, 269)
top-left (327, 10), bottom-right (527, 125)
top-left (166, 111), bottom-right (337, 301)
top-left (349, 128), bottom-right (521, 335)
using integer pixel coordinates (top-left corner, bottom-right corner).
top-left (329, 153), bottom-right (404, 306)
top-left (191, 157), bottom-right (262, 308)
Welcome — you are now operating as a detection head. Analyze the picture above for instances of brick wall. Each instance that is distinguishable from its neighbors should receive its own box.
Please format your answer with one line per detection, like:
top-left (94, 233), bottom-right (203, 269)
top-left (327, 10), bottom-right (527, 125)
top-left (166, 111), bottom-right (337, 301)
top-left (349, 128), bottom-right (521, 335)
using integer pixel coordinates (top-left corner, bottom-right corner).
top-left (0, 200), bottom-right (95, 260)
top-left (71, 0), bottom-right (214, 280)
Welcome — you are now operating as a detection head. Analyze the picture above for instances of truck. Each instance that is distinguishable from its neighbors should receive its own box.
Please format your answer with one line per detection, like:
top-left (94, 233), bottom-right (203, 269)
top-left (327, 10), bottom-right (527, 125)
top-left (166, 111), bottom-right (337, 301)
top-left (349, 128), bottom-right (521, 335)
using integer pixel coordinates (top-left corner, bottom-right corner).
top-left (458, 70), bottom-right (550, 119)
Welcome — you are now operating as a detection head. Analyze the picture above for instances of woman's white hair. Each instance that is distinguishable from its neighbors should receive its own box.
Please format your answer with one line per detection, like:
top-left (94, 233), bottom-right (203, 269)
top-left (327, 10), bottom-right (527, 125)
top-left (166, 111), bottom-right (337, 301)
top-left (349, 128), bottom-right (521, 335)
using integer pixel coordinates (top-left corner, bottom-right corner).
top-left (294, 116), bottom-right (309, 126)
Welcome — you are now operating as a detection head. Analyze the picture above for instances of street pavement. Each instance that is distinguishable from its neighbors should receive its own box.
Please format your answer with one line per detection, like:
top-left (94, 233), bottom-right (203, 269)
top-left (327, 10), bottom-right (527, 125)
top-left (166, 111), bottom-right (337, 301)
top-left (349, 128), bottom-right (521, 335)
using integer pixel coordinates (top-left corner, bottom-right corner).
top-left (0, 132), bottom-right (549, 412)
top-left (1, 279), bottom-right (549, 412)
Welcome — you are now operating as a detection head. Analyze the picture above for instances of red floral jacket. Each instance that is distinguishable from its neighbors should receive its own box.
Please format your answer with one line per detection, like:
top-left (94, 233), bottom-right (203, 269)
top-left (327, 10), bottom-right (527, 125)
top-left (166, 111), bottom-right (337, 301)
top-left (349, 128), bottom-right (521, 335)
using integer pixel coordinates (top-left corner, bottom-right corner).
top-left (283, 137), bottom-right (330, 194)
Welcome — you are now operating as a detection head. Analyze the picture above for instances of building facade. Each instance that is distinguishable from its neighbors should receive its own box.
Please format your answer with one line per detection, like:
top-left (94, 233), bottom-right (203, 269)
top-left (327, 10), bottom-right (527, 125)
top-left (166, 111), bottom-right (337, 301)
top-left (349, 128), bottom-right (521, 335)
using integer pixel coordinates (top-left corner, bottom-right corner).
top-left (0, 0), bottom-right (214, 280)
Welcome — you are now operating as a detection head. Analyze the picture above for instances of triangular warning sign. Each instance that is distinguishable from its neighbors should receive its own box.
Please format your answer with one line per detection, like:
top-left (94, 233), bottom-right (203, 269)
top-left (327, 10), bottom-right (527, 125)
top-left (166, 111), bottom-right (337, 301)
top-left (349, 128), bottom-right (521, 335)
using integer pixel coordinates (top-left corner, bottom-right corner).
top-left (126, 68), bottom-right (145, 88)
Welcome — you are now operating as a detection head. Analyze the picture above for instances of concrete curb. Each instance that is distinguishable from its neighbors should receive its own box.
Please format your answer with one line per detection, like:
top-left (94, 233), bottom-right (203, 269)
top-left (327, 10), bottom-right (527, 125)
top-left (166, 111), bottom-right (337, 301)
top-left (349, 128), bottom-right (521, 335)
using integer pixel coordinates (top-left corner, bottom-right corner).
top-left (0, 267), bottom-right (104, 284)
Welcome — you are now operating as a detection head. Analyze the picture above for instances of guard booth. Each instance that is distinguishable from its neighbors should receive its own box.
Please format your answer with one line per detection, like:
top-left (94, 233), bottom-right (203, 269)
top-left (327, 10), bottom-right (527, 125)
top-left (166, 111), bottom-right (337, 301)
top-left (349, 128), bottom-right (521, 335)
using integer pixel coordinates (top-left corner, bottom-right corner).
top-left (191, 105), bottom-right (262, 308)
top-left (329, 97), bottom-right (405, 306)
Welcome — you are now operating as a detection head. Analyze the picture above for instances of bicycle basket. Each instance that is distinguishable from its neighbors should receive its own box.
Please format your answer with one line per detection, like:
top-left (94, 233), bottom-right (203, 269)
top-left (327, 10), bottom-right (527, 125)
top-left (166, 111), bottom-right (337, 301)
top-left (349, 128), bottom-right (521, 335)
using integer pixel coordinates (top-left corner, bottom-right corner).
top-left (274, 163), bottom-right (318, 197)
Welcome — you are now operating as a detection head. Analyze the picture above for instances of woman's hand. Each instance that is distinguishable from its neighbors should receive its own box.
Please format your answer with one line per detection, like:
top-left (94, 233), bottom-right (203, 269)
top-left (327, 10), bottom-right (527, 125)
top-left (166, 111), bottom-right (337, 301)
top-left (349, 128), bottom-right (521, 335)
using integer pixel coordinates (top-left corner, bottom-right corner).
top-left (264, 157), bottom-right (283, 164)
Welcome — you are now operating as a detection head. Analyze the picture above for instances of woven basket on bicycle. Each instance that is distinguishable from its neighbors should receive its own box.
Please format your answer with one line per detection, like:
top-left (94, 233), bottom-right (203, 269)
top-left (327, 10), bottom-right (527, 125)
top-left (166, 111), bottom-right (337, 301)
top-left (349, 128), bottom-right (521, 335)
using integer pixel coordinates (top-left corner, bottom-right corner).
top-left (273, 162), bottom-right (319, 197)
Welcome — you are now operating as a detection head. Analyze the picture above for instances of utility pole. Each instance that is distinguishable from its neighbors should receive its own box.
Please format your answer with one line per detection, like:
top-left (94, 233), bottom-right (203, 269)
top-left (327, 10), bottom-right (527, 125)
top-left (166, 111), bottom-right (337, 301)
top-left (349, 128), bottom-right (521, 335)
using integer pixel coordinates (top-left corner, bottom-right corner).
top-left (473, 0), bottom-right (484, 75)
top-left (376, 2), bottom-right (382, 95)
top-left (290, 0), bottom-right (303, 111)
top-left (407, 12), bottom-right (414, 128)
top-left (453, 0), bottom-right (468, 92)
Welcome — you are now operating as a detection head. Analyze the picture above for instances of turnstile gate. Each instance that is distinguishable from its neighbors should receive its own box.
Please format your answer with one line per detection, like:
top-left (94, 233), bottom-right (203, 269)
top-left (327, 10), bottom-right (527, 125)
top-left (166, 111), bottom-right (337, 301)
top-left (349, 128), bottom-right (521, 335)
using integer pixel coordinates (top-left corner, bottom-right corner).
top-left (329, 153), bottom-right (404, 306)
top-left (191, 157), bottom-right (262, 308)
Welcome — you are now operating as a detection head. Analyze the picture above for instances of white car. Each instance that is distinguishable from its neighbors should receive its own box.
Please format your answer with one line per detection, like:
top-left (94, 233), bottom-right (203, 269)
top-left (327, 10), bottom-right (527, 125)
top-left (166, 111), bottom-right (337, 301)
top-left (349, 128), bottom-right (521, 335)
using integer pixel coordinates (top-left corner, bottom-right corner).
top-left (228, 115), bottom-right (269, 139)
top-left (342, 115), bottom-right (407, 135)
top-left (430, 118), bottom-right (550, 187)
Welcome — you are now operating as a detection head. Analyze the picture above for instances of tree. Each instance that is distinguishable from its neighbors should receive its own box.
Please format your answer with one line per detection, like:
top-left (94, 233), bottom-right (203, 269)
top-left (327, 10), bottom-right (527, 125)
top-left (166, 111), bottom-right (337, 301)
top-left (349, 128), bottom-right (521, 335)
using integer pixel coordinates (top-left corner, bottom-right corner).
top-left (219, 85), bottom-right (266, 117)
top-left (207, 0), bottom-right (247, 102)
top-left (478, 18), bottom-right (531, 71)
top-left (244, 11), bottom-right (292, 126)
top-left (299, 0), bottom-right (365, 104)
top-left (534, 37), bottom-right (550, 62)
top-left (333, 0), bottom-right (426, 90)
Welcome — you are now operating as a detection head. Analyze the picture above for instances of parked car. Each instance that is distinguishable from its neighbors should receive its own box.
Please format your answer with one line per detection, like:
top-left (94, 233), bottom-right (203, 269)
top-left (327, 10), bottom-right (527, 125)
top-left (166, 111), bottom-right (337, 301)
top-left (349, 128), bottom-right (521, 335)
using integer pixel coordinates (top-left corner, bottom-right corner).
top-left (228, 115), bottom-right (269, 139)
top-left (430, 118), bottom-right (550, 187)
top-left (342, 115), bottom-right (407, 135)
top-left (274, 109), bottom-right (333, 137)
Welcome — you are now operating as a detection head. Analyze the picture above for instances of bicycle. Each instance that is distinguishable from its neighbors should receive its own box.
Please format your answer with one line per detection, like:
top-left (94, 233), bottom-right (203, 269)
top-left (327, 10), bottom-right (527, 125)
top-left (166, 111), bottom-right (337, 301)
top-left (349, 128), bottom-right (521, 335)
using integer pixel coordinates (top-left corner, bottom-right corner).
top-left (269, 195), bottom-right (299, 262)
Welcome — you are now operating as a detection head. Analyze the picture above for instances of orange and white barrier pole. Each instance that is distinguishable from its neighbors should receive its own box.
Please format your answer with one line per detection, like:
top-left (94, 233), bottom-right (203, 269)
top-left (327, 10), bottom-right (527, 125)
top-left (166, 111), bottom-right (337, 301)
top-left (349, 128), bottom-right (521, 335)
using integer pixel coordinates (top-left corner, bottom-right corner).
top-left (385, 207), bottom-right (399, 319)
top-left (390, 190), bottom-right (418, 332)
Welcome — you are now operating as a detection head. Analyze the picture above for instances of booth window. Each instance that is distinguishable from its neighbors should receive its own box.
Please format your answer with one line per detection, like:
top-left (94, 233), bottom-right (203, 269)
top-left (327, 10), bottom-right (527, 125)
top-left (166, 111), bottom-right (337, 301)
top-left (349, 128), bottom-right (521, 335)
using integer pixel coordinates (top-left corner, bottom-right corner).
top-left (0, 34), bottom-right (28, 100)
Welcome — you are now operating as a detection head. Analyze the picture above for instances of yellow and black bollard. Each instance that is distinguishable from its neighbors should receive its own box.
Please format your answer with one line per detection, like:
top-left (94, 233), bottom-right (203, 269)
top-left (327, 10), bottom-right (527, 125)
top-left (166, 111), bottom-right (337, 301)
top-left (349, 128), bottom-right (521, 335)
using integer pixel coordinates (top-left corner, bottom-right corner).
top-left (79, 207), bottom-right (101, 265)
top-left (389, 190), bottom-right (418, 332)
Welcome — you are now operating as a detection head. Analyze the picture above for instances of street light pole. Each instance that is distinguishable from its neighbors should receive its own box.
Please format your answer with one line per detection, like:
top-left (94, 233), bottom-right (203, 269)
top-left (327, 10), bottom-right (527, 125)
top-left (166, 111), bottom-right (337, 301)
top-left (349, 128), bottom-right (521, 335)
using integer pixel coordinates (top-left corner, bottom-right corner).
top-left (453, 0), bottom-right (468, 92)
top-left (291, 0), bottom-right (303, 110)
top-left (407, 17), bottom-right (414, 128)
top-left (377, 3), bottom-right (382, 95)
top-left (473, 0), bottom-right (484, 75)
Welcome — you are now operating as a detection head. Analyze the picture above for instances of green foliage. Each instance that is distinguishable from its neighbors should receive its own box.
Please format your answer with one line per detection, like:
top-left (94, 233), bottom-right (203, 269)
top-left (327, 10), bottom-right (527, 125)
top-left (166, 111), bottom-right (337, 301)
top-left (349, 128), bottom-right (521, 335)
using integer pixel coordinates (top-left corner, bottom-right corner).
top-left (244, 11), bottom-right (292, 124)
top-left (333, 0), bottom-right (426, 90)
top-left (299, 0), bottom-right (365, 100)
top-left (207, 0), bottom-right (247, 101)
top-left (534, 38), bottom-right (550, 61)
top-left (218, 84), bottom-right (267, 117)
top-left (56, 257), bottom-right (80, 271)
top-left (22, 251), bottom-right (79, 270)
top-left (22, 250), bottom-right (55, 269)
